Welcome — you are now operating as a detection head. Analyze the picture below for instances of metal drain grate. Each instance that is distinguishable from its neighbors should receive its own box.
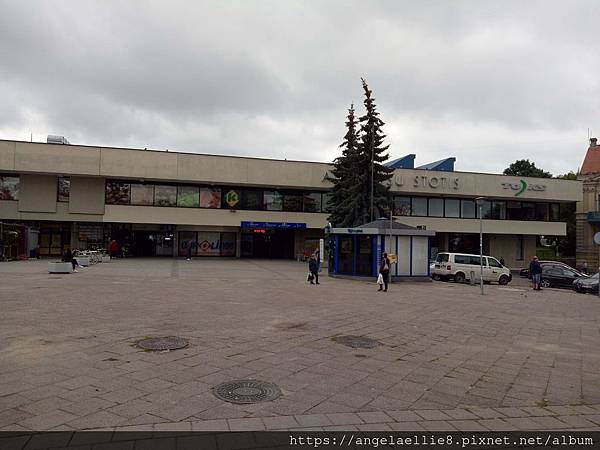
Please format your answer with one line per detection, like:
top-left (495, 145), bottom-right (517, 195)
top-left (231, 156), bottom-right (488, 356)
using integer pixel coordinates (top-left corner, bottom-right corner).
top-left (137, 336), bottom-right (189, 351)
top-left (334, 335), bottom-right (380, 349)
top-left (212, 380), bottom-right (282, 404)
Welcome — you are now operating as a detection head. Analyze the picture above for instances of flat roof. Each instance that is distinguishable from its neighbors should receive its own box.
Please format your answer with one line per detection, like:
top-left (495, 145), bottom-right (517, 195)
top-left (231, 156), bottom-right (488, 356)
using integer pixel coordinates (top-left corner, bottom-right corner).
top-left (0, 138), bottom-right (571, 180)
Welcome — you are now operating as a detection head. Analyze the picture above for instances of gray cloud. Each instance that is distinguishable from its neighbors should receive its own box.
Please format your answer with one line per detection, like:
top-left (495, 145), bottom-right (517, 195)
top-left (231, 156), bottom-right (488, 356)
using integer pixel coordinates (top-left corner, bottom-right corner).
top-left (0, 0), bottom-right (597, 175)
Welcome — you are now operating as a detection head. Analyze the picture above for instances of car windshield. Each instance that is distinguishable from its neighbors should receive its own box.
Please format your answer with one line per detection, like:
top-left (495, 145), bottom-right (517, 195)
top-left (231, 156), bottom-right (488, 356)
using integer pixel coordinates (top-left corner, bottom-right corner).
top-left (592, 273), bottom-right (599, 279)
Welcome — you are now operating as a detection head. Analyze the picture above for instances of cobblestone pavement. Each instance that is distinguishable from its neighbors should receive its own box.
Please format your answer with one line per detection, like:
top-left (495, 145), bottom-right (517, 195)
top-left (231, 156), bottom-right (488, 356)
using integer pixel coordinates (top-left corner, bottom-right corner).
top-left (1, 258), bottom-right (599, 431)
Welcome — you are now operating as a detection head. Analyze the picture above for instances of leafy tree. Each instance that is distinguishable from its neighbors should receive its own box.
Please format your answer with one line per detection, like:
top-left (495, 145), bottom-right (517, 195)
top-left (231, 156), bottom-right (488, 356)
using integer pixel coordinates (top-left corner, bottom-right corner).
top-left (503, 160), bottom-right (552, 178)
top-left (355, 78), bottom-right (394, 223)
top-left (325, 104), bottom-right (362, 227)
top-left (557, 171), bottom-right (577, 180)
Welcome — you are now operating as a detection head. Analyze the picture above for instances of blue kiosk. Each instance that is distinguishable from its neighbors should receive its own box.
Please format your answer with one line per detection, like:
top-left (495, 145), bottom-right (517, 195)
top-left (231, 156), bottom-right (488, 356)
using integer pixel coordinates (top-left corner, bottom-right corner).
top-left (328, 219), bottom-right (435, 280)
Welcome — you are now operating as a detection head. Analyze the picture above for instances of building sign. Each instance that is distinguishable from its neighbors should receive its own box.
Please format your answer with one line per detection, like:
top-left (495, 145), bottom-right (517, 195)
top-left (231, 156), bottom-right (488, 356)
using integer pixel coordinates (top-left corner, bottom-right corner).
top-left (346, 228), bottom-right (364, 233)
top-left (224, 190), bottom-right (240, 208)
top-left (502, 179), bottom-right (546, 197)
top-left (241, 221), bottom-right (306, 229)
top-left (395, 174), bottom-right (460, 190)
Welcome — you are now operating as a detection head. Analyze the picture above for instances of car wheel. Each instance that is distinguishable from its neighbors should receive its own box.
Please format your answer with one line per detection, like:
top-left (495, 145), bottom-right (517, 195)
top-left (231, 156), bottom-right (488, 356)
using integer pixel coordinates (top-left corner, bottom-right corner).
top-left (498, 275), bottom-right (509, 285)
top-left (432, 274), bottom-right (441, 281)
top-left (454, 272), bottom-right (466, 284)
top-left (540, 279), bottom-right (551, 288)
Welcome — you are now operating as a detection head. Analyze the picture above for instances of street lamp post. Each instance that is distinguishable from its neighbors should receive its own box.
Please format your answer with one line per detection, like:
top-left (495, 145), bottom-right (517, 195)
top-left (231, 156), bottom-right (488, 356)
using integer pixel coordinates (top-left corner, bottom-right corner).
top-left (475, 197), bottom-right (486, 296)
top-left (370, 121), bottom-right (374, 223)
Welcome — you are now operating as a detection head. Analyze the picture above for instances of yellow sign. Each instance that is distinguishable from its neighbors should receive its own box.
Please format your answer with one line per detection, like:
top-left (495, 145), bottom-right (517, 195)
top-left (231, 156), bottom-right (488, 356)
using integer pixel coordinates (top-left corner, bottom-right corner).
top-left (225, 190), bottom-right (240, 207)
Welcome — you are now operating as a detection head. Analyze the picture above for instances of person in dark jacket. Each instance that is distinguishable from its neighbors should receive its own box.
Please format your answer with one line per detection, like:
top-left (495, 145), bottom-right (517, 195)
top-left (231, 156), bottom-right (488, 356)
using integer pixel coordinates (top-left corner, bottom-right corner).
top-left (308, 256), bottom-right (319, 285)
top-left (529, 255), bottom-right (542, 290)
top-left (378, 252), bottom-right (391, 292)
top-left (62, 248), bottom-right (78, 272)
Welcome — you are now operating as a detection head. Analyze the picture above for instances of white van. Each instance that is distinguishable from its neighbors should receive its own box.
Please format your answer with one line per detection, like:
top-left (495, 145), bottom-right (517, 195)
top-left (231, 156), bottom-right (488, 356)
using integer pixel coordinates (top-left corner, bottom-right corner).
top-left (432, 252), bottom-right (512, 285)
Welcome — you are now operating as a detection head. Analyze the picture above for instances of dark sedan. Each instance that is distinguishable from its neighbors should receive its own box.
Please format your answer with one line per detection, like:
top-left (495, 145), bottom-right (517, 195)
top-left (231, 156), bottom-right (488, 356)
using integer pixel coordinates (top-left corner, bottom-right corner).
top-left (539, 263), bottom-right (588, 288)
top-left (573, 273), bottom-right (599, 294)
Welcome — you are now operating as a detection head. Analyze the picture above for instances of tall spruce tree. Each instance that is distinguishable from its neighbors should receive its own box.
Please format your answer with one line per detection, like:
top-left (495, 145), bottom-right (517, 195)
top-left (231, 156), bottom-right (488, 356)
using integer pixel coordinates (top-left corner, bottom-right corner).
top-left (356, 78), bottom-right (394, 223)
top-left (325, 104), bottom-right (362, 226)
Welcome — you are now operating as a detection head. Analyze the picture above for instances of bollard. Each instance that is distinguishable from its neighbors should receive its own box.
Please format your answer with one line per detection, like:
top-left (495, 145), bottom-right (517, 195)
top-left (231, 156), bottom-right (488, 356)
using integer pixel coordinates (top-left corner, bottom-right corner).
top-left (470, 271), bottom-right (475, 285)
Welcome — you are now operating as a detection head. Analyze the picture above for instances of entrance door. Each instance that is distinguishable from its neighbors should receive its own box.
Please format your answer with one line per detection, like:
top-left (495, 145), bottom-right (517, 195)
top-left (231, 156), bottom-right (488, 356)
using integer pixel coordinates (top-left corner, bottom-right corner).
top-left (240, 229), bottom-right (295, 258)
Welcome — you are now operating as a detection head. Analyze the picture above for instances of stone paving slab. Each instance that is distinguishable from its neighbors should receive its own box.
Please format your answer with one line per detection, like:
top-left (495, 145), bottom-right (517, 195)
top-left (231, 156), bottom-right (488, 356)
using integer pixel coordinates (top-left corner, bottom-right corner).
top-left (1, 258), bottom-right (600, 431)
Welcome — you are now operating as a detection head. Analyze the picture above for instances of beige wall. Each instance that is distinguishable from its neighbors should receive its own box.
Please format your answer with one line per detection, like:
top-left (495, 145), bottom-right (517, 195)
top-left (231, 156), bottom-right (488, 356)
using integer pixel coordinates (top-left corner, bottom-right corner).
top-left (104, 205), bottom-right (328, 228)
top-left (0, 140), bottom-right (581, 201)
top-left (390, 170), bottom-right (581, 202)
top-left (69, 177), bottom-right (105, 215)
top-left (488, 234), bottom-right (536, 268)
top-left (18, 174), bottom-right (57, 213)
top-left (0, 200), bottom-right (103, 222)
top-left (396, 216), bottom-right (566, 236)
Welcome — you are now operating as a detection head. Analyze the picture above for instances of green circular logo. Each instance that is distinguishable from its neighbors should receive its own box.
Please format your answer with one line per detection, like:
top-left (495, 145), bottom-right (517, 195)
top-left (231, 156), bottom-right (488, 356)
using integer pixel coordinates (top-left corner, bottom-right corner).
top-left (225, 190), bottom-right (240, 207)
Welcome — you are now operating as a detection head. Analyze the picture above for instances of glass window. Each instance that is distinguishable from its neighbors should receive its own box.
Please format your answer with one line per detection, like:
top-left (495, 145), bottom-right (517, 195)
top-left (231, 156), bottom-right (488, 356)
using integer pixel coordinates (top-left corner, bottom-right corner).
top-left (178, 231), bottom-right (197, 257)
top-left (436, 253), bottom-right (449, 263)
top-left (105, 181), bottom-right (130, 205)
top-left (444, 199), bottom-right (460, 218)
top-left (177, 186), bottom-right (199, 207)
top-left (454, 255), bottom-right (469, 264)
top-left (154, 185), bottom-right (177, 206)
top-left (57, 177), bottom-right (70, 202)
top-left (517, 235), bottom-right (524, 260)
top-left (283, 192), bottom-right (303, 212)
top-left (521, 202), bottom-right (535, 221)
top-left (478, 200), bottom-right (492, 219)
top-left (393, 196), bottom-right (411, 216)
top-left (489, 258), bottom-right (502, 268)
top-left (506, 201), bottom-right (523, 220)
top-left (130, 184), bottom-right (154, 206)
top-left (491, 201), bottom-right (506, 219)
top-left (200, 187), bottom-right (221, 208)
top-left (461, 199), bottom-right (476, 218)
top-left (303, 192), bottom-right (322, 213)
top-left (322, 193), bottom-right (332, 212)
top-left (264, 190), bottom-right (283, 211)
top-left (549, 203), bottom-right (560, 222)
top-left (242, 190), bottom-right (263, 210)
top-left (356, 236), bottom-right (373, 276)
top-left (0, 175), bottom-right (19, 201)
top-left (411, 197), bottom-right (427, 216)
top-left (535, 203), bottom-right (549, 221)
top-left (222, 188), bottom-right (241, 209)
top-left (220, 232), bottom-right (237, 256)
top-left (428, 198), bottom-right (443, 217)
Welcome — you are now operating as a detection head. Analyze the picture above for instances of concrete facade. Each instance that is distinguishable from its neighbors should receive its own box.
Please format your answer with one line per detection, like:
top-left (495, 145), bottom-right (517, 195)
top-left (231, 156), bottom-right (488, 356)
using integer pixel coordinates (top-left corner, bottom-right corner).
top-left (0, 139), bottom-right (581, 266)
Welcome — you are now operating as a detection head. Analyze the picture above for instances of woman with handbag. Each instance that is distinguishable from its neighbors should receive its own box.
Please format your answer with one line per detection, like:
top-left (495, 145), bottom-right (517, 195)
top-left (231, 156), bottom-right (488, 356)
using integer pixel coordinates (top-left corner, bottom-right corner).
top-left (378, 252), bottom-right (390, 292)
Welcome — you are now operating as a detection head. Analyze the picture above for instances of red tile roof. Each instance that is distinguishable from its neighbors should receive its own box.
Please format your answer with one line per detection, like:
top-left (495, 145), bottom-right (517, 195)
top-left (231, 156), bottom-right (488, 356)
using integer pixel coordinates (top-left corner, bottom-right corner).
top-left (581, 139), bottom-right (600, 175)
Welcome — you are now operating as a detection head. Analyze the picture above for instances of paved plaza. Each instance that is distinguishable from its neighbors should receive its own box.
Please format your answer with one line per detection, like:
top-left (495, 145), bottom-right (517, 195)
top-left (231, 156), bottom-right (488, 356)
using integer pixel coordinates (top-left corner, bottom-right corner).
top-left (1, 258), bottom-right (600, 432)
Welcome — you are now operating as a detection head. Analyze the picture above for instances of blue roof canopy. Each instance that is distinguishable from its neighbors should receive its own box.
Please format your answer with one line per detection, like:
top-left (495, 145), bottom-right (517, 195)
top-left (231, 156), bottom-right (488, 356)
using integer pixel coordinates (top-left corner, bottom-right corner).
top-left (416, 157), bottom-right (456, 172)
top-left (385, 154), bottom-right (416, 169)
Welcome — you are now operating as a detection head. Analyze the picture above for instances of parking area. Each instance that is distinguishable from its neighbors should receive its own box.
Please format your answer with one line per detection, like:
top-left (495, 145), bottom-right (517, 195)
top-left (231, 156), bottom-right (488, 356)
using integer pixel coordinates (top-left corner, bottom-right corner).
top-left (1, 258), bottom-right (600, 431)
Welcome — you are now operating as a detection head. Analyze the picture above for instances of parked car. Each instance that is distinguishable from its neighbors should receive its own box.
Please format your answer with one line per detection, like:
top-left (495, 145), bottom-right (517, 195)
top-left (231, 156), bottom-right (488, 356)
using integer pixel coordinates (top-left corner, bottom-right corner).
top-left (519, 260), bottom-right (552, 278)
top-left (573, 272), bottom-right (598, 294)
top-left (538, 262), bottom-right (588, 288)
top-left (432, 252), bottom-right (512, 285)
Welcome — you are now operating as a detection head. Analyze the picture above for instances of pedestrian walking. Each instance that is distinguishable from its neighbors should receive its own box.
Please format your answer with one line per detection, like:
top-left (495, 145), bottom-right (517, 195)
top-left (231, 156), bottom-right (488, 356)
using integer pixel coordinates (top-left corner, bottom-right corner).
top-left (378, 252), bottom-right (391, 292)
top-left (308, 255), bottom-right (320, 285)
top-left (529, 255), bottom-right (542, 290)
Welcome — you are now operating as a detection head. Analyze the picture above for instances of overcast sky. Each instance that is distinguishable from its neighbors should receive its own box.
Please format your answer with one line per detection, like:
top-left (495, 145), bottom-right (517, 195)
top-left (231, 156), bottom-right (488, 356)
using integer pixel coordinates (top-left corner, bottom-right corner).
top-left (0, 1), bottom-right (597, 174)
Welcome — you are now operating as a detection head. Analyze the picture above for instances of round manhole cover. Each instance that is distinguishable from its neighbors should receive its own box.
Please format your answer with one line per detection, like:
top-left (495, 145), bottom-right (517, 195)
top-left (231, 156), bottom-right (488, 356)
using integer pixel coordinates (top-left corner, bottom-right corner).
top-left (137, 336), bottom-right (189, 351)
top-left (212, 380), bottom-right (282, 404)
top-left (334, 335), bottom-right (380, 349)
